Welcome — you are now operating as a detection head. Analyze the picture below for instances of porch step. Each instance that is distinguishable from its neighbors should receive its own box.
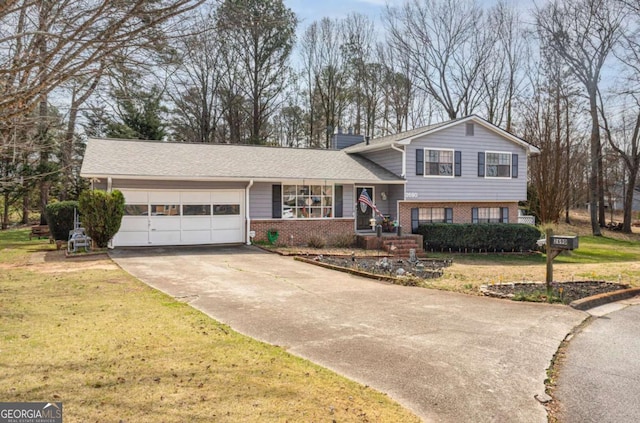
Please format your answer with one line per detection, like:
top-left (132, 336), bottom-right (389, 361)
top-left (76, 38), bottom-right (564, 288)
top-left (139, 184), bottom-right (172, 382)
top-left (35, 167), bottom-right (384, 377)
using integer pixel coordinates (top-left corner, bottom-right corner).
top-left (355, 234), bottom-right (424, 253)
top-left (381, 236), bottom-right (423, 256)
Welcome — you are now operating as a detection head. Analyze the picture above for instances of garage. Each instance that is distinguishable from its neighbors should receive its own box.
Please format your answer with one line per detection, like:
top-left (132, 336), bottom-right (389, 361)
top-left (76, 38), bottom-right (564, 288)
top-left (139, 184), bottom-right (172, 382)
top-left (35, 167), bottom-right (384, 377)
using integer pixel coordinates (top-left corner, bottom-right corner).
top-left (114, 190), bottom-right (245, 247)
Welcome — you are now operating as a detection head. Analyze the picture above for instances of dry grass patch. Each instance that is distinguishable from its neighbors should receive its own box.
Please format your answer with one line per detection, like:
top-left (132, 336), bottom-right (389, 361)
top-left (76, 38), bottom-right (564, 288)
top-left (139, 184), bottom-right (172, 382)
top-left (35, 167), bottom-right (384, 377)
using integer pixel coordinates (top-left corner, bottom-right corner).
top-left (0, 230), bottom-right (419, 423)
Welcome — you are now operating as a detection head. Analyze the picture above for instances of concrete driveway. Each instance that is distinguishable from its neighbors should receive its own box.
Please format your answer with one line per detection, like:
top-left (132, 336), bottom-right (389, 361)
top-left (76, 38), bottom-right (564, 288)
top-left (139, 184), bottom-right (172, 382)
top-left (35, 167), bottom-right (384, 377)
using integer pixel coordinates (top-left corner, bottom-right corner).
top-left (555, 299), bottom-right (640, 423)
top-left (110, 246), bottom-right (586, 423)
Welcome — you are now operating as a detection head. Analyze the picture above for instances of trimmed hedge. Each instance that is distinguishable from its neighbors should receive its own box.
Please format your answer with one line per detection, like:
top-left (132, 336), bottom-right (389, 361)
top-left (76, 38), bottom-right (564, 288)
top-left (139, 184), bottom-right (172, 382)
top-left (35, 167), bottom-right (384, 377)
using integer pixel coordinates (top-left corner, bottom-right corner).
top-left (45, 201), bottom-right (79, 241)
top-left (417, 223), bottom-right (541, 252)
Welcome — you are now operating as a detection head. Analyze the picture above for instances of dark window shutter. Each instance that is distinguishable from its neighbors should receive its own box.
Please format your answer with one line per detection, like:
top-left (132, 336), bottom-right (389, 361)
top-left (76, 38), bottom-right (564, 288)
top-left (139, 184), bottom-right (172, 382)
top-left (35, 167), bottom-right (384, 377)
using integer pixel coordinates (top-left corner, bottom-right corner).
top-left (445, 208), bottom-right (453, 223)
top-left (411, 208), bottom-right (419, 233)
top-left (501, 207), bottom-right (509, 223)
top-left (512, 154), bottom-right (518, 178)
top-left (272, 185), bottom-right (282, 218)
top-left (454, 151), bottom-right (461, 176)
top-left (334, 185), bottom-right (343, 218)
top-left (416, 149), bottom-right (424, 175)
top-left (478, 152), bottom-right (485, 177)
top-left (472, 207), bottom-right (479, 224)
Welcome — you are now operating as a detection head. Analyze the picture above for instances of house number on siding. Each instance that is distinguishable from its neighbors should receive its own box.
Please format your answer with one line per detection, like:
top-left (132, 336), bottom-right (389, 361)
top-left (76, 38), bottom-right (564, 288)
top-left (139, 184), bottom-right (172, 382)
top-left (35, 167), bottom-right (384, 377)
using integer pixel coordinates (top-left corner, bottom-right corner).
top-left (406, 192), bottom-right (419, 199)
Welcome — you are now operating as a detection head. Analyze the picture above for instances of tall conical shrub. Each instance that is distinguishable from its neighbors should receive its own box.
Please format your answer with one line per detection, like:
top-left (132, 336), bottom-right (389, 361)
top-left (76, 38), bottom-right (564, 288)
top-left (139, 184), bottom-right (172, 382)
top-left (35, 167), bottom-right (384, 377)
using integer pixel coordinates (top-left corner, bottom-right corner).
top-left (78, 190), bottom-right (125, 248)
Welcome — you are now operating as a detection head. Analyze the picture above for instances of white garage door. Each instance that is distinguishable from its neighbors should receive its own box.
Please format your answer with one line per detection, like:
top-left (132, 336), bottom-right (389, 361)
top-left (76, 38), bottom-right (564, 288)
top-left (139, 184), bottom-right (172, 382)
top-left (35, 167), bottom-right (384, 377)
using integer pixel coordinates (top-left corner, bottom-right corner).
top-left (114, 190), bottom-right (244, 247)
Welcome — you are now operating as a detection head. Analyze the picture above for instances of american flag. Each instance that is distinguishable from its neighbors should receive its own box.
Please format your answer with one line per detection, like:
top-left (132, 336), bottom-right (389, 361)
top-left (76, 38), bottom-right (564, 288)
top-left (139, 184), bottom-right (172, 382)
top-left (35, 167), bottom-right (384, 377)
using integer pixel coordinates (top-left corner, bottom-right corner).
top-left (358, 189), bottom-right (382, 217)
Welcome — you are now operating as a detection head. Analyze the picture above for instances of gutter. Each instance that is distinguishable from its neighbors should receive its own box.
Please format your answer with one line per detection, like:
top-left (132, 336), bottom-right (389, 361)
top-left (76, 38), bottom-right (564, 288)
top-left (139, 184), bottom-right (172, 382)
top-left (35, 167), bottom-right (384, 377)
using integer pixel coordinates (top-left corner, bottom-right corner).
top-left (245, 179), bottom-right (254, 245)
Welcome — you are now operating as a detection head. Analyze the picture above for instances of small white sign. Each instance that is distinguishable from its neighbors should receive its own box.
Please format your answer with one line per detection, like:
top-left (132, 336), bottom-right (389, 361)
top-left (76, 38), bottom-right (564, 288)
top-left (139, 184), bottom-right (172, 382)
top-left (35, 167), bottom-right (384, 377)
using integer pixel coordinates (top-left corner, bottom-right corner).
top-left (249, 231), bottom-right (256, 237)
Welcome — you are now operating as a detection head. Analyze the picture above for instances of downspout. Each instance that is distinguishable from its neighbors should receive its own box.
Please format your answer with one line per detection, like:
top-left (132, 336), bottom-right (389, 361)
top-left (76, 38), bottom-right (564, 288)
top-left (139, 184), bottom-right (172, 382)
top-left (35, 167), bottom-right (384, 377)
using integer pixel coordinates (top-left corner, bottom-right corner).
top-left (390, 143), bottom-right (406, 230)
top-left (107, 177), bottom-right (113, 249)
top-left (245, 179), bottom-right (254, 245)
top-left (391, 144), bottom-right (405, 178)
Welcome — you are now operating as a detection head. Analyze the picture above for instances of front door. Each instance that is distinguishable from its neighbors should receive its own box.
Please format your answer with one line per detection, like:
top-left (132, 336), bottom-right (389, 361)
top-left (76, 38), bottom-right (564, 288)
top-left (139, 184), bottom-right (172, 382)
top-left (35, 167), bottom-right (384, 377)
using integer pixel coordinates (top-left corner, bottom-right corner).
top-left (356, 187), bottom-right (374, 230)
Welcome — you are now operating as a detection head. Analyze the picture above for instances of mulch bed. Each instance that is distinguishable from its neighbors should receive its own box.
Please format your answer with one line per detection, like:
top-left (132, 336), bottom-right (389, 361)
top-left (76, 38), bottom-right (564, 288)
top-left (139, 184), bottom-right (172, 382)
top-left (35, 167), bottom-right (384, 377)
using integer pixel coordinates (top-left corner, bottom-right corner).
top-left (481, 281), bottom-right (629, 304)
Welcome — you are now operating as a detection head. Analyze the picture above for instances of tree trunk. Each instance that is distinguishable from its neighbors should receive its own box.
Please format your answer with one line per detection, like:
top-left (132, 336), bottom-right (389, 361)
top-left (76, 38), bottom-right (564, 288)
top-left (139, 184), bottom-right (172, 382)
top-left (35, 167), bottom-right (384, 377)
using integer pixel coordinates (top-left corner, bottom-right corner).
top-left (21, 187), bottom-right (29, 225)
top-left (588, 87), bottom-right (602, 236)
top-left (565, 96), bottom-right (571, 224)
top-left (597, 142), bottom-right (606, 226)
top-left (2, 191), bottom-right (9, 230)
top-left (623, 172), bottom-right (635, 232)
top-left (61, 90), bottom-right (78, 201)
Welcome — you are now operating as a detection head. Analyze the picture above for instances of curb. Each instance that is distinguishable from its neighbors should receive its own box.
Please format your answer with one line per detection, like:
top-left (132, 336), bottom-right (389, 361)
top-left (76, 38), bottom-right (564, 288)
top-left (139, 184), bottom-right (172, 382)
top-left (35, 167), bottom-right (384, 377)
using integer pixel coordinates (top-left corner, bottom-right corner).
top-left (569, 287), bottom-right (640, 311)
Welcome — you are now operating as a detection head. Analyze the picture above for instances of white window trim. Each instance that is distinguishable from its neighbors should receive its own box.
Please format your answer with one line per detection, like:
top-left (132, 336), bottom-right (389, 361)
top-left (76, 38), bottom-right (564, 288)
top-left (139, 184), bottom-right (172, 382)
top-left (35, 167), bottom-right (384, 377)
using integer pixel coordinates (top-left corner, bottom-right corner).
top-left (423, 148), bottom-right (455, 178)
top-left (282, 183), bottom-right (335, 220)
top-left (484, 150), bottom-right (512, 179)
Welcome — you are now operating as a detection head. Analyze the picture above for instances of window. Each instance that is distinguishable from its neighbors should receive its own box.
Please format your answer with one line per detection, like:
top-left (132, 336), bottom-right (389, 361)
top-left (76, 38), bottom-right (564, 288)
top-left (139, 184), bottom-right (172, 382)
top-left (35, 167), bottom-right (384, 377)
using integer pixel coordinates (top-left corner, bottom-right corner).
top-left (486, 152), bottom-right (511, 178)
top-left (183, 205), bottom-right (211, 216)
top-left (282, 184), bottom-right (333, 219)
top-left (124, 204), bottom-right (148, 216)
top-left (213, 204), bottom-right (240, 215)
top-left (411, 207), bottom-right (453, 233)
top-left (151, 204), bottom-right (179, 216)
top-left (424, 149), bottom-right (453, 177)
top-left (472, 207), bottom-right (509, 223)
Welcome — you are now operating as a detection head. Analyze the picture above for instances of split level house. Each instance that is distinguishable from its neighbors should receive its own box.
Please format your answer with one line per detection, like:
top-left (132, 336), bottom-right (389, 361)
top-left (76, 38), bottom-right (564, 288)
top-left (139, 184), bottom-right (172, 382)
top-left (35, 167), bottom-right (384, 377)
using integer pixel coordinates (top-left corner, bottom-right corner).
top-left (80, 115), bottom-right (540, 248)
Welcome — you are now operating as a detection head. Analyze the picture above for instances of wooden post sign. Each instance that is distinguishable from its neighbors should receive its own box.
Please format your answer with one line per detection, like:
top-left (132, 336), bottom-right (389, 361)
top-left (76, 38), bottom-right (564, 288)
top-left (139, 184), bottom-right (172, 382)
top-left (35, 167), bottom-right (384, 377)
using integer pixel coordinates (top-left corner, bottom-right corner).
top-left (545, 229), bottom-right (579, 285)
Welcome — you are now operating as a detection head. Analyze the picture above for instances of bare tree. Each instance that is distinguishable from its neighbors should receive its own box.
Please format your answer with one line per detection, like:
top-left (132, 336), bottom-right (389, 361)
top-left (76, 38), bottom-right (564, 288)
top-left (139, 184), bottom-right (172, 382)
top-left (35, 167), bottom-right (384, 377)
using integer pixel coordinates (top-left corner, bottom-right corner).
top-left (377, 43), bottom-right (413, 134)
top-left (301, 18), bottom-right (350, 148)
top-left (384, 0), bottom-right (494, 120)
top-left (481, 1), bottom-right (527, 131)
top-left (0, 0), bottom-right (203, 125)
top-left (536, 0), bottom-right (626, 235)
top-left (341, 13), bottom-right (375, 135)
top-left (523, 49), bottom-right (580, 223)
top-left (0, 0), bottom-right (203, 219)
top-left (168, 8), bottom-right (225, 143)
top-left (215, 0), bottom-right (297, 144)
top-left (599, 4), bottom-right (640, 233)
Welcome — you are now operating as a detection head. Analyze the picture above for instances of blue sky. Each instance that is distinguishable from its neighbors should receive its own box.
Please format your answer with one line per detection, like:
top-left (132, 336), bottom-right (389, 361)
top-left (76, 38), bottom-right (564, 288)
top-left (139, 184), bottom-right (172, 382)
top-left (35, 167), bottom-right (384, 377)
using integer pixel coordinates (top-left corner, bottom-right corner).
top-left (285, 0), bottom-right (541, 29)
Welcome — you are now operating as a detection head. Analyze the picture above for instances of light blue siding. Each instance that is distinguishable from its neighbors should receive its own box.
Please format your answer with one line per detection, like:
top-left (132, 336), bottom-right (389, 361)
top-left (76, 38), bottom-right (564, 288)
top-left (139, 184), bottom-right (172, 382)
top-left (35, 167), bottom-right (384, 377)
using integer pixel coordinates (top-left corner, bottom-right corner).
top-left (404, 123), bottom-right (528, 201)
top-left (250, 182), bottom-right (357, 219)
top-left (249, 182), bottom-right (272, 219)
top-left (359, 149), bottom-right (403, 177)
top-left (343, 184), bottom-right (354, 218)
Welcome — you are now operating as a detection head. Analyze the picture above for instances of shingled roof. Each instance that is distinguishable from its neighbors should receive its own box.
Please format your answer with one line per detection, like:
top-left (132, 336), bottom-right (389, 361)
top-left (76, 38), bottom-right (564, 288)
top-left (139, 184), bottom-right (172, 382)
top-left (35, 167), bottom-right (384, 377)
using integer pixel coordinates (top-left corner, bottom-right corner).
top-left (80, 138), bottom-right (405, 183)
top-left (344, 115), bottom-right (540, 154)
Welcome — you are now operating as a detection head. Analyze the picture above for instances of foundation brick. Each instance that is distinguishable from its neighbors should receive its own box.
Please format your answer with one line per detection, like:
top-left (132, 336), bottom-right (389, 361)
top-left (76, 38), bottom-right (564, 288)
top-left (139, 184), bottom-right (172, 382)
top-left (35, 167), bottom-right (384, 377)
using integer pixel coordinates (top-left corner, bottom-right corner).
top-left (251, 219), bottom-right (355, 246)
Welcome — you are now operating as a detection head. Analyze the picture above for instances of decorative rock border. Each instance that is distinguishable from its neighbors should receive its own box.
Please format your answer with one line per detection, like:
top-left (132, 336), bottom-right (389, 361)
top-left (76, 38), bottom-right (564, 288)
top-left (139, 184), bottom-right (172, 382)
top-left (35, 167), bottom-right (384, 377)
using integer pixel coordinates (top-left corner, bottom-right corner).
top-left (481, 281), bottom-right (631, 306)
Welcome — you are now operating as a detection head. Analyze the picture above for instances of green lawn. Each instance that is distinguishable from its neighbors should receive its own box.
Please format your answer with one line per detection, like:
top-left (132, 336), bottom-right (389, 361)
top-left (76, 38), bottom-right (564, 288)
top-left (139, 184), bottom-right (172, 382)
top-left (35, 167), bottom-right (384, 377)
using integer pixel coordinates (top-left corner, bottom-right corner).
top-left (423, 234), bottom-right (640, 291)
top-left (429, 235), bottom-right (640, 265)
top-left (0, 229), bottom-right (420, 423)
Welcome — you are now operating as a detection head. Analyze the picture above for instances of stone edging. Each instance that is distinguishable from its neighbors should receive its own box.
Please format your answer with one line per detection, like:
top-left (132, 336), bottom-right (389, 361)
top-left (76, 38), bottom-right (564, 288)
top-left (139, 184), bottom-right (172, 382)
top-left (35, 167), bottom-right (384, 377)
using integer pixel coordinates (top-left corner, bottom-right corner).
top-left (64, 250), bottom-right (109, 259)
top-left (294, 256), bottom-right (400, 284)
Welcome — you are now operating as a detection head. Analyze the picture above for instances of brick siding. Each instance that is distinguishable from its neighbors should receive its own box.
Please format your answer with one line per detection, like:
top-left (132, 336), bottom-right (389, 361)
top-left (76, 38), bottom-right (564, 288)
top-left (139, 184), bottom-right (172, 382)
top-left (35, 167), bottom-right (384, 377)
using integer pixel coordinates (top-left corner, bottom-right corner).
top-left (251, 219), bottom-right (355, 246)
top-left (398, 201), bottom-right (520, 231)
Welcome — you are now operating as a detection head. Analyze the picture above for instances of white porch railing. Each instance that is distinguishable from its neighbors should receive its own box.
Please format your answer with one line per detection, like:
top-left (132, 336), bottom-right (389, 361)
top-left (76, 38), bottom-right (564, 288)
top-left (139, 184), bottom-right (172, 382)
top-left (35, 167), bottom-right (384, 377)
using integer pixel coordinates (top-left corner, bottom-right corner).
top-left (518, 215), bottom-right (536, 225)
